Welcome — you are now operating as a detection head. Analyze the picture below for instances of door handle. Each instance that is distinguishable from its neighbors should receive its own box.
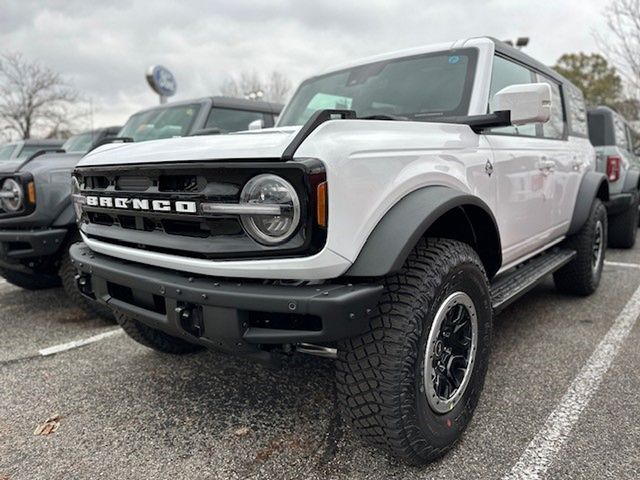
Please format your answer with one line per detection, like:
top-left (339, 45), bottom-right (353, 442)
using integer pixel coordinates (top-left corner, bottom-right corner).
top-left (572, 158), bottom-right (584, 171)
top-left (538, 159), bottom-right (556, 172)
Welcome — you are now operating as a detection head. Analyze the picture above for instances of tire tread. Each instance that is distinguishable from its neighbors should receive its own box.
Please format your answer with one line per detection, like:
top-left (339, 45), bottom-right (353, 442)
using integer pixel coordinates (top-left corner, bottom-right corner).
top-left (336, 238), bottom-right (490, 465)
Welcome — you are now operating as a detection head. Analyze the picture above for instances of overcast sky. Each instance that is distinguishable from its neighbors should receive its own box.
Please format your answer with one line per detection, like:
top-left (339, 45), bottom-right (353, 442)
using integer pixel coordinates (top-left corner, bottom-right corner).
top-left (2, 0), bottom-right (609, 128)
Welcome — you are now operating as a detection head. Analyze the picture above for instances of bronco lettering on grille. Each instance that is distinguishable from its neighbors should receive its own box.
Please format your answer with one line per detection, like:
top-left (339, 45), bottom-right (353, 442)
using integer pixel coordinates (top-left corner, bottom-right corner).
top-left (85, 196), bottom-right (197, 214)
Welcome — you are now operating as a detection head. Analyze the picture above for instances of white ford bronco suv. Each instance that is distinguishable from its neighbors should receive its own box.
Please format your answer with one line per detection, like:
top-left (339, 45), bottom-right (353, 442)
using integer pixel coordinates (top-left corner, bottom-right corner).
top-left (69, 37), bottom-right (608, 464)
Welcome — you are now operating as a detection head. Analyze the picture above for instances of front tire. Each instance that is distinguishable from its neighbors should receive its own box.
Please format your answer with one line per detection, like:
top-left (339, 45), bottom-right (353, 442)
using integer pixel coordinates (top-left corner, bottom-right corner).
top-left (336, 238), bottom-right (492, 465)
top-left (608, 192), bottom-right (638, 249)
top-left (554, 199), bottom-right (606, 296)
top-left (59, 250), bottom-right (115, 321)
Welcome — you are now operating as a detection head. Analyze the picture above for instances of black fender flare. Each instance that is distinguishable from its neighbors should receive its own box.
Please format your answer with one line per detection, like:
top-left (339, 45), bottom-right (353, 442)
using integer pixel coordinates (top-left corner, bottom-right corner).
top-left (567, 171), bottom-right (609, 236)
top-left (345, 186), bottom-right (502, 278)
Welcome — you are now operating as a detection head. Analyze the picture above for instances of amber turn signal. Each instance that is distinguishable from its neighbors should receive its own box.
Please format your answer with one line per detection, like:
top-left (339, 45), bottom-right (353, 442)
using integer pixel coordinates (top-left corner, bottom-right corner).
top-left (27, 181), bottom-right (36, 205)
top-left (316, 181), bottom-right (327, 228)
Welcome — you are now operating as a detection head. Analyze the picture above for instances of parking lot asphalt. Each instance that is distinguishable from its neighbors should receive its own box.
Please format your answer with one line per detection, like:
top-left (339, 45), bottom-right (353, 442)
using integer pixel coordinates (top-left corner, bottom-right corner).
top-left (1, 247), bottom-right (640, 479)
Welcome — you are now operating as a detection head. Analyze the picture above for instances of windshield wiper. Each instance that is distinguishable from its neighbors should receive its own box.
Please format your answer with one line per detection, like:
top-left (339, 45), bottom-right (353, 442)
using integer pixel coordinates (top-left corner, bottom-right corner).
top-left (359, 114), bottom-right (409, 121)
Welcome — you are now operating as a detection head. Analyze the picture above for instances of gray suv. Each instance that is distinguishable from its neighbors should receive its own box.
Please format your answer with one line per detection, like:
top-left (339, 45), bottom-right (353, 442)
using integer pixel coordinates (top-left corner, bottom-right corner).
top-left (588, 106), bottom-right (640, 248)
top-left (0, 97), bottom-right (282, 318)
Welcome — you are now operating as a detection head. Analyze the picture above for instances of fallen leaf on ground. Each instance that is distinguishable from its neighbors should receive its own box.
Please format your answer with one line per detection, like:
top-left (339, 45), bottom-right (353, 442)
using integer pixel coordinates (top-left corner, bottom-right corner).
top-left (233, 426), bottom-right (251, 437)
top-left (34, 414), bottom-right (61, 436)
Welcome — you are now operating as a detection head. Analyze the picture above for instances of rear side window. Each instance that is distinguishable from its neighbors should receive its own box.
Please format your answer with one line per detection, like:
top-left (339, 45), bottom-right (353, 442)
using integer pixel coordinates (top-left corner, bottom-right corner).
top-left (488, 55), bottom-right (536, 136)
top-left (566, 86), bottom-right (588, 137)
top-left (614, 115), bottom-right (629, 150)
top-left (629, 127), bottom-right (640, 155)
top-left (587, 112), bottom-right (607, 146)
top-left (537, 75), bottom-right (565, 139)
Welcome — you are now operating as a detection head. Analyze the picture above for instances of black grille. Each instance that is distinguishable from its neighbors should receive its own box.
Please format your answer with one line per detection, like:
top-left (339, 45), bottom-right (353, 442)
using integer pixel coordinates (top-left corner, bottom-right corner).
top-left (116, 175), bottom-right (152, 191)
top-left (76, 161), bottom-right (327, 260)
top-left (158, 174), bottom-right (200, 192)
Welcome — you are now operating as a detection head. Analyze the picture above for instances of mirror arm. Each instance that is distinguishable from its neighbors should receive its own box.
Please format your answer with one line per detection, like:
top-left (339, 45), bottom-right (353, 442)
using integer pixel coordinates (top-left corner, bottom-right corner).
top-left (429, 110), bottom-right (511, 133)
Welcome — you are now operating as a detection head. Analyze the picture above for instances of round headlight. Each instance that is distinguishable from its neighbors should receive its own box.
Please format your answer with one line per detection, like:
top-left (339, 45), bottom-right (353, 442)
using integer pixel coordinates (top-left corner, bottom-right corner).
top-left (239, 174), bottom-right (300, 245)
top-left (1, 178), bottom-right (24, 213)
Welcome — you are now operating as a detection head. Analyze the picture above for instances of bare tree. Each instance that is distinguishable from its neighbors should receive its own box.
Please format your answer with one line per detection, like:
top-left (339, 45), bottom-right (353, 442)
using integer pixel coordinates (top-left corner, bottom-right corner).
top-left (219, 70), bottom-right (292, 104)
top-left (265, 71), bottom-right (292, 105)
top-left (599, 0), bottom-right (640, 95)
top-left (0, 52), bottom-right (84, 139)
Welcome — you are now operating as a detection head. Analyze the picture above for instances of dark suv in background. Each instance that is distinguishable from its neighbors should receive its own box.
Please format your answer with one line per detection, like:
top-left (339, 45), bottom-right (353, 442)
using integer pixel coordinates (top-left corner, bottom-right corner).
top-left (0, 97), bottom-right (282, 319)
top-left (0, 139), bottom-right (64, 167)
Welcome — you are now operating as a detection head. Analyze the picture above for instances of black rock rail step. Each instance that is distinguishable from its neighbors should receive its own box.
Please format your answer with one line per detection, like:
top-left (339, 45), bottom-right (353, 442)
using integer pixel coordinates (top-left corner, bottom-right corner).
top-left (491, 249), bottom-right (577, 314)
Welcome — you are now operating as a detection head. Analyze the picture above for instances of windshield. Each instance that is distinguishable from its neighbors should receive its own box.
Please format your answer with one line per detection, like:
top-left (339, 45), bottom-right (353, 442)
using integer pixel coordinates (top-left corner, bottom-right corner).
top-left (278, 49), bottom-right (478, 126)
top-left (119, 103), bottom-right (201, 142)
top-left (62, 132), bottom-right (98, 153)
top-left (0, 144), bottom-right (17, 160)
top-left (17, 145), bottom-right (57, 159)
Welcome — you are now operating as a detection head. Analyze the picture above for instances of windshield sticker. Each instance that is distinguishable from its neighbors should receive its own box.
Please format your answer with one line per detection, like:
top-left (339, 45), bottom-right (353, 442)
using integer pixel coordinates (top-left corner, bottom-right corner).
top-left (448, 55), bottom-right (460, 64)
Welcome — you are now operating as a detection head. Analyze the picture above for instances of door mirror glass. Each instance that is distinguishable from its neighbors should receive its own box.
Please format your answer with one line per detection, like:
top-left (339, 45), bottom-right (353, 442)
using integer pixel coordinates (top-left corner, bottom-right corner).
top-left (492, 82), bottom-right (551, 126)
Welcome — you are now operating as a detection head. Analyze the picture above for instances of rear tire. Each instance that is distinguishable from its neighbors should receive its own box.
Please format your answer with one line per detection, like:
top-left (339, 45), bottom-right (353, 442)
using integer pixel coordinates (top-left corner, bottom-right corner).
top-left (608, 192), bottom-right (638, 249)
top-left (116, 312), bottom-right (202, 355)
top-left (554, 199), bottom-right (606, 296)
top-left (0, 268), bottom-right (60, 290)
top-left (336, 238), bottom-right (492, 465)
top-left (59, 250), bottom-right (114, 321)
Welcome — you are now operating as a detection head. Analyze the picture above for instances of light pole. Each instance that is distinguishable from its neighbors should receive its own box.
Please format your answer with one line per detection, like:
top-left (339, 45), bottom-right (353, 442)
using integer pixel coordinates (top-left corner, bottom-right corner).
top-left (245, 90), bottom-right (264, 101)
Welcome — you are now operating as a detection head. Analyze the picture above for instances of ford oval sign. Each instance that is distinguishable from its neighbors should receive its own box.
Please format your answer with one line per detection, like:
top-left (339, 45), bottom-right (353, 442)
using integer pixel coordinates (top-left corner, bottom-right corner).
top-left (146, 65), bottom-right (177, 97)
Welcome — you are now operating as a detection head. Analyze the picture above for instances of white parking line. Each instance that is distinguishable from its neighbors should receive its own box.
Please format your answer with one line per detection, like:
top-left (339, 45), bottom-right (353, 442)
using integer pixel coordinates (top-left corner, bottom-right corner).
top-left (604, 260), bottom-right (640, 269)
top-left (38, 328), bottom-right (123, 356)
top-left (504, 283), bottom-right (640, 480)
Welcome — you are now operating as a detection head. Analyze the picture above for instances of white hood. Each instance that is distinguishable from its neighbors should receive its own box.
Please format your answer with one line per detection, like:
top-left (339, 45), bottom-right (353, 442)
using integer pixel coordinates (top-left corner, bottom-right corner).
top-left (77, 127), bottom-right (301, 167)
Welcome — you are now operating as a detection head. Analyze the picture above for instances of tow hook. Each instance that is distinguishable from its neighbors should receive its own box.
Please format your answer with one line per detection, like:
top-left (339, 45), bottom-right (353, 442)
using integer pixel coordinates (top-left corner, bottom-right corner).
top-left (176, 304), bottom-right (204, 338)
top-left (75, 274), bottom-right (94, 297)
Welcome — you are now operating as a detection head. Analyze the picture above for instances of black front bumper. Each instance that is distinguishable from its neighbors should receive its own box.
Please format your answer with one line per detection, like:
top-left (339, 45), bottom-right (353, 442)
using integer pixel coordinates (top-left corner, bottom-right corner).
top-left (0, 228), bottom-right (68, 271)
top-left (70, 243), bottom-right (383, 354)
top-left (605, 193), bottom-right (634, 216)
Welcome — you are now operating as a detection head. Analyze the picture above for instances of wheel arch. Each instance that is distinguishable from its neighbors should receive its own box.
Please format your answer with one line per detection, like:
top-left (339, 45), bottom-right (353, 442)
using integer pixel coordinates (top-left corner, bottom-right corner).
top-left (568, 171), bottom-right (609, 236)
top-left (344, 186), bottom-right (502, 279)
top-left (622, 169), bottom-right (640, 194)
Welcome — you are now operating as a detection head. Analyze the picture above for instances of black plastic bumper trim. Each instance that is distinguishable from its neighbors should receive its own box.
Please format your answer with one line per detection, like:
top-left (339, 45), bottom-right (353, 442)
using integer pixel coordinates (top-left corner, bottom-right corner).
top-left (69, 243), bottom-right (382, 353)
top-left (0, 228), bottom-right (68, 262)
